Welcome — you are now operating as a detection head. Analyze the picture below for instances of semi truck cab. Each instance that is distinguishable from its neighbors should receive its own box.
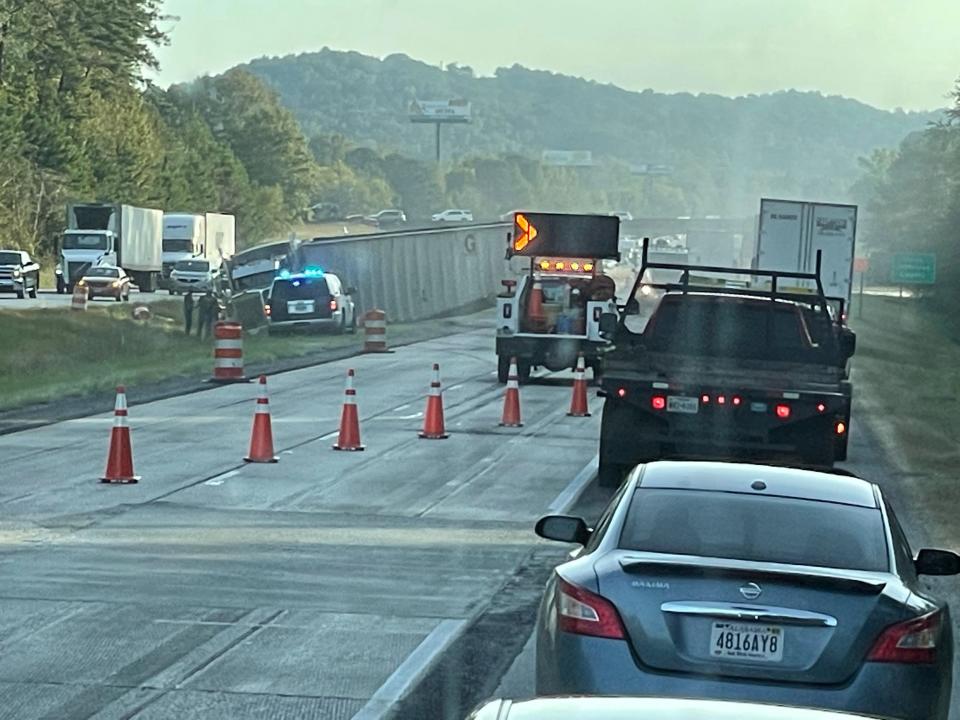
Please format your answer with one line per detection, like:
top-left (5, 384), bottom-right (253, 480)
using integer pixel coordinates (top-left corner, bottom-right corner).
top-left (57, 230), bottom-right (117, 293)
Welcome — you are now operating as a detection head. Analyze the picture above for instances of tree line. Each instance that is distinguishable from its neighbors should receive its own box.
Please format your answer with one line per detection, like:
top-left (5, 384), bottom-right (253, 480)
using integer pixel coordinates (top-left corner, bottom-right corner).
top-left (849, 81), bottom-right (959, 301)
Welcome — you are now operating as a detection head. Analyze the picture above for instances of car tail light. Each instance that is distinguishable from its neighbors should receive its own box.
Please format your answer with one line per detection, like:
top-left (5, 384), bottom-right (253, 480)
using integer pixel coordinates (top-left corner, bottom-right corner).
top-left (867, 610), bottom-right (942, 663)
top-left (263, 303), bottom-right (271, 316)
top-left (617, 387), bottom-right (627, 398)
top-left (651, 395), bottom-right (666, 410)
top-left (556, 577), bottom-right (625, 639)
top-left (776, 404), bottom-right (791, 419)
top-left (329, 299), bottom-right (338, 311)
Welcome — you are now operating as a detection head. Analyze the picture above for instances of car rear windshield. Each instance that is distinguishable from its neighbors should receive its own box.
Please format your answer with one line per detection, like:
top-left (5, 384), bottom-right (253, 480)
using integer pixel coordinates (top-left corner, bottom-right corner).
top-left (0, 252), bottom-right (21, 264)
top-left (85, 267), bottom-right (119, 278)
top-left (175, 260), bottom-right (209, 272)
top-left (642, 295), bottom-right (829, 363)
top-left (271, 277), bottom-right (330, 301)
top-left (619, 488), bottom-right (888, 572)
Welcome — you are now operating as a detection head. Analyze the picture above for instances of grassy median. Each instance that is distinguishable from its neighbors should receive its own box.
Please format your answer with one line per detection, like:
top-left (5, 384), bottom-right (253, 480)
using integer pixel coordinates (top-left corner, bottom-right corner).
top-left (0, 300), bottom-right (429, 411)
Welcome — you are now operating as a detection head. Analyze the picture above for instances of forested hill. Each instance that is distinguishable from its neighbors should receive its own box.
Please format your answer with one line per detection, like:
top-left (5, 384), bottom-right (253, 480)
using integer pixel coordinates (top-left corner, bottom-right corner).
top-left (241, 49), bottom-right (941, 215)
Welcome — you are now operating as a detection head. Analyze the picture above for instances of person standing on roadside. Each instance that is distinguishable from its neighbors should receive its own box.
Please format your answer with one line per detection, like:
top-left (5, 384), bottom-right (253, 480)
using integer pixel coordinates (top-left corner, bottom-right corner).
top-left (183, 292), bottom-right (195, 335)
top-left (198, 290), bottom-right (216, 339)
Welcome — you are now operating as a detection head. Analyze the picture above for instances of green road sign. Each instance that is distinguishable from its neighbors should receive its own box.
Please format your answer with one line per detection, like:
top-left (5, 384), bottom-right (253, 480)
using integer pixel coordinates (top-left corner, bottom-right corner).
top-left (891, 253), bottom-right (936, 284)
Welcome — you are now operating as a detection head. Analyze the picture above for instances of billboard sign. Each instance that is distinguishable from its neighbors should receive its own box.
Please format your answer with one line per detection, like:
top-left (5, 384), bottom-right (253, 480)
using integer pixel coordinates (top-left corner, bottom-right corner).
top-left (508, 212), bottom-right (620, 260)
top-left (541, 150), bottom-right (594, 167)
top-left (408, 99), bottom-right (471, 123)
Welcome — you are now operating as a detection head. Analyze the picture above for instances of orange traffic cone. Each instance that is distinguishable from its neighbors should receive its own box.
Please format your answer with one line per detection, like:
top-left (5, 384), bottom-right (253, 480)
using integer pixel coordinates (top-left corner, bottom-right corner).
top-left (567, 353), bottom-right (591, 417)
top-left (245, 375), bottom-right (278, 463)
top-left (102, 386), bottom-right (140, 484)
top-left (420, 363), bottom-right (449, 439)
top-left (499, 357), bottom-right (523, 427)
top-left (333, 369), bottom-right (365, 451)
top-left (527, 280), bottom-right (546, 328)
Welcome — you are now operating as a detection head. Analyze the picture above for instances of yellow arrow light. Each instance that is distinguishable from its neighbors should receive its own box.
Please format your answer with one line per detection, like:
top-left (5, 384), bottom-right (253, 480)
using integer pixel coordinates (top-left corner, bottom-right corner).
top-left (514, 213), bottom-right (539, 253)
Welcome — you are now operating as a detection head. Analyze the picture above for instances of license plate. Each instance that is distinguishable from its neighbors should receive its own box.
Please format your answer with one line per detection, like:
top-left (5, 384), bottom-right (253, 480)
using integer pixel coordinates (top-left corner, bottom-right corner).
top-left (287, 300), bottom-right (315, 315)
top-left (667, 395), bottom-right (699, 414)
top-left (710, 622), bottom-right (783, 662)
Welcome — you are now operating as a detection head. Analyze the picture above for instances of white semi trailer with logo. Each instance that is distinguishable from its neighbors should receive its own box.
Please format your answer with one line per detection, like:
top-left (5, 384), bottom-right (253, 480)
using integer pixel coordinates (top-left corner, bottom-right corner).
top-left (754, 198), bottom-right (858, 308)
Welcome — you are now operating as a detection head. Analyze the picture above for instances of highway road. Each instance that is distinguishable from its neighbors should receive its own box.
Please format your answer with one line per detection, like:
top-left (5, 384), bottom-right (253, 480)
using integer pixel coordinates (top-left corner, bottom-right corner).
top-left (0, 317), bottom-right (956, 720)
top-left (0, 288), bottom-right (158, 310)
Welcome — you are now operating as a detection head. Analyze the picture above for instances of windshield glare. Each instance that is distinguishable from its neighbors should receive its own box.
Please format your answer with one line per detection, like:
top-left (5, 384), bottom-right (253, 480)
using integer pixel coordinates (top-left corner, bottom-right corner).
top-left (63, 234), bottom-right (108, 250)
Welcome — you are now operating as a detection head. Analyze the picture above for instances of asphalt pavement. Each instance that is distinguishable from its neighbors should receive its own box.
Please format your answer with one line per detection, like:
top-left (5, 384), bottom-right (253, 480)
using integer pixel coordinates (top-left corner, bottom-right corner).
top-left (0, 322), bottom-right (600, 720)
top-left (0, 319), bottom-right (956, 720)
top-left (0, 287), bottom-right (162, 309)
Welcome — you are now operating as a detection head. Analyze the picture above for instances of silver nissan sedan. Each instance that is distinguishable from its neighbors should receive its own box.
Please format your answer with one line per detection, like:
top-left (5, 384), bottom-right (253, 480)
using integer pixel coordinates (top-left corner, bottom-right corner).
top-left (534, 461), bottom-right (958, 720)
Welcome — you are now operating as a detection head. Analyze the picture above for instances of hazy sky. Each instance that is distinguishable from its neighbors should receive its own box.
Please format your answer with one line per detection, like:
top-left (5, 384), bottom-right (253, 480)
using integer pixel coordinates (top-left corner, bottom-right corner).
top-left (154, 0), bottom-right (960, 110)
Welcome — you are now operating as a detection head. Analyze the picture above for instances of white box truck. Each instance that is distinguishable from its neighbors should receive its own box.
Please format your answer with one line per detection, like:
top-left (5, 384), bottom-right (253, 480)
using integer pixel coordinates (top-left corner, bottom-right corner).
top-left (58, 203), bottom-right (163, 293)
top-left (160, 212), bottom-right (237, 292)
top-left (754, 198), bottom-right (857, 307)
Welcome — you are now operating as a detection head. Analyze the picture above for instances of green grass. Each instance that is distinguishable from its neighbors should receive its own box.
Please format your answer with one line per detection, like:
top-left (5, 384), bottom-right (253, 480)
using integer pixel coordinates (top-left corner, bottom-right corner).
top-left (0, 301), bottom-right (424, 410)
top-left (848, 295), bottom-right (960, 542)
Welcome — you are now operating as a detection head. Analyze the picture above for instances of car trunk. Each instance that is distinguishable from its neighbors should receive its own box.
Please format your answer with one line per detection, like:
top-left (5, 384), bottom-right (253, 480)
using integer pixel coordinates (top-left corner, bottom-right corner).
top-left (593, 551), bottom-right (904, 684)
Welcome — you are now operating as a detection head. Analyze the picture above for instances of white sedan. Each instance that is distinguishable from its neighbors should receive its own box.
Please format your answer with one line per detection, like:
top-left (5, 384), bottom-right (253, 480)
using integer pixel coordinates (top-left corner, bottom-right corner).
top-left (431, 209), bottom-right (473, 223)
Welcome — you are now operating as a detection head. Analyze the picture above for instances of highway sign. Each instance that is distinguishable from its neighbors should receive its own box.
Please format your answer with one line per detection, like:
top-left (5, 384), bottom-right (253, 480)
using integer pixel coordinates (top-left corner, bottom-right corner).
top-left (408, 99), bottom-right (471, 123)
top-left (891, 253), bottom-right (936, 284)
top-left (508, 212), bottom-right (620, 260)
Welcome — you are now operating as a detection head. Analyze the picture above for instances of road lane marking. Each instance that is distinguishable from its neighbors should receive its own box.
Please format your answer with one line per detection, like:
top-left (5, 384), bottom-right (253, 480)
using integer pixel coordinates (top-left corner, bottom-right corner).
top-left (547, 455), bottom-right (599, 513)
top-left (351, 618), bottom-right (466, 720)
top-left (204, 469), bottom-right (239, 486)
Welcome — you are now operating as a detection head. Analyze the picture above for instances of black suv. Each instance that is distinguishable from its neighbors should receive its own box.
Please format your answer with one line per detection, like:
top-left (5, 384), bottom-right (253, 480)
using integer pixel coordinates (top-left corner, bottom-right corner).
top-left (0, 250), bottom-right (40, 299)
top-left (265, 271), bottom-right (357, 334)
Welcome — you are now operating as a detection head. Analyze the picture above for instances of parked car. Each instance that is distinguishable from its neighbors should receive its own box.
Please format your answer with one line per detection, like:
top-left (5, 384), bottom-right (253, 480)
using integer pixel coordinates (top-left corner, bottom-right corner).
top-left (0, 249), bottom-right (40, 299)
top-left (76, 265), bottom-right (131, 301)
top-left (467, 697), bottom-right (892, 720)
top-left (534, 461), bottom-right (958, 720)
top-left (306, 202), bottom-right (342, 222)
top-left (365, 209), bottom-right (407, 227)
top-left (432, 208), bottom-right (473, 223)
top-left (264, 269), bottom-right (357, 334)
top-left (169, 258), bottom-right (219, 294)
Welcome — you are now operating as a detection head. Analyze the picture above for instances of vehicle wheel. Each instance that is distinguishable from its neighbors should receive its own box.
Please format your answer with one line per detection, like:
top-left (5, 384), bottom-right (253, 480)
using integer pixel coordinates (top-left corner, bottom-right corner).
top-left (115, 293), bottom-right (122, 302)
top-left (56, 277), bottom-right (65, 294)
top-left (497, 355), bottom-right (509, 384)
top-left (517, 361), bottom-right (532, 384)
top-left (16, 288), bottom-right (24, 299)
top-left (29, 281), bottom-right (38, 299)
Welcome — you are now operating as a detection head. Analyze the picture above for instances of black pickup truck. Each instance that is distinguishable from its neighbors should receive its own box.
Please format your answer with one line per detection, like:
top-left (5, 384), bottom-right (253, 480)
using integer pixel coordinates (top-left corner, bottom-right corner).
top-left (596, 241), bottom-right (856, 487)
top-left (0, 249), bottom-right (40, 299)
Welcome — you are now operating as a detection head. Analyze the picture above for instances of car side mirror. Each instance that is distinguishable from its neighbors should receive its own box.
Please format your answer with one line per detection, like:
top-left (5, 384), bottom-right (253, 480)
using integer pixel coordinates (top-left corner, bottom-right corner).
top-left (839, 328), bottom-right (856, 360)
top-left (915, 548), bottom-right (960, 576)
top-left (535, 515), bottom-right (591, 545)
top-left (598, 312), bottom-right (618, 338)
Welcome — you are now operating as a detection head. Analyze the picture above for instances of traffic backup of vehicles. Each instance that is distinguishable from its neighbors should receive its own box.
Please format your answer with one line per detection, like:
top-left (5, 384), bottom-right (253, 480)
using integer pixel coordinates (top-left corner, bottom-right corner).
top-left (496, 212), bottom-right (621, 382)
top-left (264, 268), bottom-right (357, 334)
top-left (57, 203), bottom-right (163, 293)
top-left (0, 250), bottom-right (40, 299)
top-left (534, 461), bottom-right (957, 720)
top-left (160, 212), bottom-right (236, 292)
top-left (596, 239), bottom-right (855, 486)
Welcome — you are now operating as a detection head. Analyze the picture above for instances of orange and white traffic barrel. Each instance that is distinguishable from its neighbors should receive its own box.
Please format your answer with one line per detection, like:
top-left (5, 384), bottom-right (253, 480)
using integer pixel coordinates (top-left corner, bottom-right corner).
top-left (210, 321), bottom-right (248, 382)
top-left (363, 309), bottom-right (390, 353)
top-left (71, 284), bottom-right (88, 311)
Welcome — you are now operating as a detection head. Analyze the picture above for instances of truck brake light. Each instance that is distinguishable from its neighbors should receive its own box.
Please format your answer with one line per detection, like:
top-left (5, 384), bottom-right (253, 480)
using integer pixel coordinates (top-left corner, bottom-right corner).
top-left (651, 395), bottom-right (666, 410)
top-left (329, 299), bottom-right (338, 311)
top-left (775, 404), bottom-right (791, 419)
top-left (616, 387), bottom-right (627, 398)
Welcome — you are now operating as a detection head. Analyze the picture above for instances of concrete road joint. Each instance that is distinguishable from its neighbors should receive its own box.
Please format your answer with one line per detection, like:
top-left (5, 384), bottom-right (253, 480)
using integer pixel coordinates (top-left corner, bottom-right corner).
top-left (351, 618), bottom-right (466, 720)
